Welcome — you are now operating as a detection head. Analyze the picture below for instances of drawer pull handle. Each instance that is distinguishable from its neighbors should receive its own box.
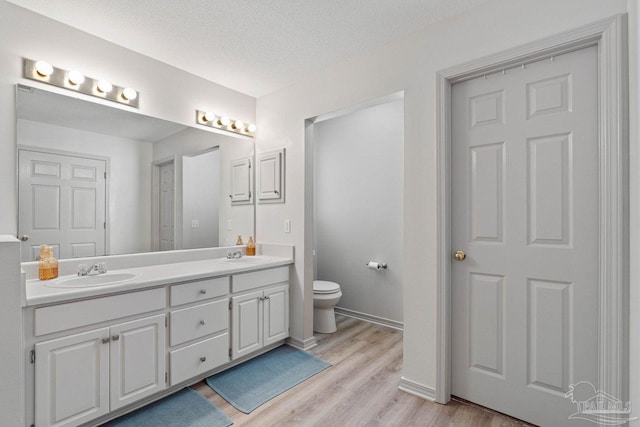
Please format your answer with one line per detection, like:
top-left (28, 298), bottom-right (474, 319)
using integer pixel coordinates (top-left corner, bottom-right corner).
top-left (199, 320), bottom-right (206, 326)
top-left (101, 337), bottom-right (110, 344)
top-left (200, 357), bottom-right (207, 362)
top-left (112, 335), bottom-right (120, 341)
top-left (200, 289), bottom-right (207, 294)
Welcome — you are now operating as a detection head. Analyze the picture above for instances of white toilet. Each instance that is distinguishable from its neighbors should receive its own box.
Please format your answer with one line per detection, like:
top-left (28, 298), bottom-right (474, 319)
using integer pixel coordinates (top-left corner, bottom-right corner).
top-left (313, 280), bottom-right (342, 333)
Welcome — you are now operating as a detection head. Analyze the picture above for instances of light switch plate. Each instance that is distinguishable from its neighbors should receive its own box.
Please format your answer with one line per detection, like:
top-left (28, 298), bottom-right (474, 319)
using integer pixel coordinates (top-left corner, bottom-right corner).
top-left (284, 219), bottom-right (291, 233)
top-left (191, 219), bottom-right (200, 228)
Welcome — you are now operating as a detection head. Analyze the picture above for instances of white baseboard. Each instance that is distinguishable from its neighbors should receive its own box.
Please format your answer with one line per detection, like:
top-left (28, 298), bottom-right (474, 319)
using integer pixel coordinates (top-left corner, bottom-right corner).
top-left (286, 335), bottom-right (317, 350)
top-left (399, 377), bottom-right (437, 402)
top-left (334, 307), bottom-right (404, 330)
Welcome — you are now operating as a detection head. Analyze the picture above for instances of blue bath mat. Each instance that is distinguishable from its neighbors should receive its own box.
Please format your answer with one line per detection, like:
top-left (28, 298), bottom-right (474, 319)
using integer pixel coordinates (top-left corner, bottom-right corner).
top-left (103, 387), bottom-right (232, 427)
top-left (205, 345), bottom-right (331, 413)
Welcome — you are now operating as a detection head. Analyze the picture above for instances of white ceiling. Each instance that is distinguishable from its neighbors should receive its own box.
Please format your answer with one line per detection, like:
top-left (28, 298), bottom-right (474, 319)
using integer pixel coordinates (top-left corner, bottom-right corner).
top-left (7, 0), bottom-right (491, 97)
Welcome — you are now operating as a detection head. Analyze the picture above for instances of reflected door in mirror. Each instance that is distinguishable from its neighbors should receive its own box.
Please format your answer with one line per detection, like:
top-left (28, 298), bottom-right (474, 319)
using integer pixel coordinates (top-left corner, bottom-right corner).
top-left (19, 149), bottom-right (106, 261)
top-left (159, 162), bottom-right (175, 251)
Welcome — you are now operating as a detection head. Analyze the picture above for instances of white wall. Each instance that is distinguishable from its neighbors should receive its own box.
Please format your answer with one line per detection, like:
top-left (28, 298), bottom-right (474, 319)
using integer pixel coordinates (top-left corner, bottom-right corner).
top-left (255, 0), bottom-right (630, 397)
top-left (18, 119), bottom-right (153, 256)
top-left (0, 3), bottom-right (255, 425)
top-left (314, 99), bottom-right (403, 323)
top-left (182, 149), bottom-right (220, 249)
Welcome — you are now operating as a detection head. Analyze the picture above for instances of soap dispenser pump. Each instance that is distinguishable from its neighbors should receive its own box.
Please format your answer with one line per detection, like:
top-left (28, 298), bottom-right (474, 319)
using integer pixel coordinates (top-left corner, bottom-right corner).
top-left (39, 245), bottom-right (58, 280)
top-left (246, 236), bottom-right (256, 256)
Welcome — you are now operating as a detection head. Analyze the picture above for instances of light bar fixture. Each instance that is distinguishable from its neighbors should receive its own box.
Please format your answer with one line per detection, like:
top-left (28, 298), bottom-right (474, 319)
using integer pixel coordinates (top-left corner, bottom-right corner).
top-left (23, 58), bottom-right (139, 108)
top-left (196, 109), bottom-right (256, 137)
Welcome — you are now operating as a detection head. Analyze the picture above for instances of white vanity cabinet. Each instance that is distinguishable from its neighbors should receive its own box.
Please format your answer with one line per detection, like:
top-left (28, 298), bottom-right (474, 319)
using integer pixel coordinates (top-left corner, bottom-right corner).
top-left (231, 266), bottom-right (289, 359)
top-left (25, 260), bottom-right (292, 427)
top-left (34, 311), bottom-right (165, 427)
top-left (168, 277), bottom-right (230, 385)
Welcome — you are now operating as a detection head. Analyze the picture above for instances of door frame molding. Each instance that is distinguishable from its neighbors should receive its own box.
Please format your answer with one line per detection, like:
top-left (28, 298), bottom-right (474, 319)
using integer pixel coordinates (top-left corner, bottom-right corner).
top-left (435, 15), bottom-right (628, 404)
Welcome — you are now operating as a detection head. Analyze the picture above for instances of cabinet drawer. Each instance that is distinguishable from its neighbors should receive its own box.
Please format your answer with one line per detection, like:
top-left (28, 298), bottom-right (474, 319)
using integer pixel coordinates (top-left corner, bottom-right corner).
top-left (170, 334), bottom-right (229, 385)
top-left (170, 276), bottom-right (229, 306)
top-left (34, 288), bottom-right (165, 336)
top-left (170, 299), bottom-right (229, 346)
top-left (232, 266), bottom-right (289, 293)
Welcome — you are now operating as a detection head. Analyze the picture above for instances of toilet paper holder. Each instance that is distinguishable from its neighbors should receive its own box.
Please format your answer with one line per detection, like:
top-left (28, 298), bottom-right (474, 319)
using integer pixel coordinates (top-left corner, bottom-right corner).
top-left (366, 261), bottom-right (388, 270)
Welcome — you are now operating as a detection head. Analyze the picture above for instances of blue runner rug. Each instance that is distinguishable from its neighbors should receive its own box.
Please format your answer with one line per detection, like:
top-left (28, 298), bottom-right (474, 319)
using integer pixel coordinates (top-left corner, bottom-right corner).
top-left (103, 387), bottom-right (232, 427)
top-left (205, 345), bottom-right (331, 413)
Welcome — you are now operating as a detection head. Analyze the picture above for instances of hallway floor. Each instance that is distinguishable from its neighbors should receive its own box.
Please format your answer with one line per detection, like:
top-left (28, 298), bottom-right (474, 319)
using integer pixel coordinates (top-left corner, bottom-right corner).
top-left (191, 316), bottom-right (534, 426)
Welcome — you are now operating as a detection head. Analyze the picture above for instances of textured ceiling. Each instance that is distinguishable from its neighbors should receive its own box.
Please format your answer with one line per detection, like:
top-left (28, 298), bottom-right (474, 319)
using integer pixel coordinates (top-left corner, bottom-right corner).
top-left (7, 0), bottom-right (491, 97)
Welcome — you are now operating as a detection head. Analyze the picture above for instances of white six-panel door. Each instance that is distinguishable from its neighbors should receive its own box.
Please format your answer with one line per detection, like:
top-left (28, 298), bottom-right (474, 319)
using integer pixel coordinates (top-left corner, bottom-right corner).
top-left (18, 149), bottom-right (106, 260)
top-left (451, 46), bottom-right (598, 426)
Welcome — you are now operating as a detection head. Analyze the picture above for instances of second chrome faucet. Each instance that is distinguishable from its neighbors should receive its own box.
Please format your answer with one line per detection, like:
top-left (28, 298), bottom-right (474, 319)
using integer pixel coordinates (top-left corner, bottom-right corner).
top-left (77, 262), bottom-right (107, 276)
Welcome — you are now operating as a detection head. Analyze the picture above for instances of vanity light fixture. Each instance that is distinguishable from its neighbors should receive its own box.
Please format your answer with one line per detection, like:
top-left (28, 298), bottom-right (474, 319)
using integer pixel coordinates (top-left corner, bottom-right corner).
top-left (34, 60), bottom-right (53, 77)
top-left (196, 109), bottom-right (255, 137)
top-left (67, 70), bottom-right (85, 86)
top-left (23, 58), bottom-right (140, 108)
top-left (121, 87), bottom-right (137, 101)
top-left (202, 111), bottom-right (216, 122)
top-left (96, 79), bottom-right (113, 94)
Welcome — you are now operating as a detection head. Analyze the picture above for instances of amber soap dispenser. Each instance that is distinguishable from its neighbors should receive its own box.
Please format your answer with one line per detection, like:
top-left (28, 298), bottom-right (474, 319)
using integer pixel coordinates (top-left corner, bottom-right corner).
top-left (246, 236), bottom-right (256, 256)
top-left (39, 245), bottom-right (58, 280)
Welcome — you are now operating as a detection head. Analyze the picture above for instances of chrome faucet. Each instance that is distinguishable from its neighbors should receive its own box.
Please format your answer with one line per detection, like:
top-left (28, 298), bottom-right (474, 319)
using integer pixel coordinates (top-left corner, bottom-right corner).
top-left (77, 262), bottom-right (107, 276)
top-left (226, 250), bottom-right (243, 259)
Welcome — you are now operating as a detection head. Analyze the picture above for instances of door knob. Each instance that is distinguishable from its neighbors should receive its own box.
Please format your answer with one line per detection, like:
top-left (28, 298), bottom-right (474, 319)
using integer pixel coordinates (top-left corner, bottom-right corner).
top-left (454, 250), bottom-right (466, 261)
top-left (19, 235), bottom-right (29, 242)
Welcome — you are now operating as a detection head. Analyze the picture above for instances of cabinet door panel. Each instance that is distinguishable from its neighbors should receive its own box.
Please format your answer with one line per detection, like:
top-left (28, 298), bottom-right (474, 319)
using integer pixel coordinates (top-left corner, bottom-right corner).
top-left (232, 290), bottom-right (263, 359)
top-left (264, 284), bottom-right (290, 346)
top-left (257, 149), bottom-right (284, 202)
top-left (230, 157), bottom-right (252, 203)
top-left (35, 328), bottom-right (110, 427)
top-left (110, 314), bottom-right (166, 410)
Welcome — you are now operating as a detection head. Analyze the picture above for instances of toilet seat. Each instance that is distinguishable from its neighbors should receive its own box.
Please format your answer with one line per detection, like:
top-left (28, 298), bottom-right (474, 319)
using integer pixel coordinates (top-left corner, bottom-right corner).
top-left (313, 280), bottom-right (340, 294)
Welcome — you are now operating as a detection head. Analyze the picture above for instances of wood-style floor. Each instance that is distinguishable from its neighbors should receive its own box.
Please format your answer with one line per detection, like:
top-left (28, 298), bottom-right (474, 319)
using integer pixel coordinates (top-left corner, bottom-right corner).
top-left (191, 316), bottom-right (533, 427)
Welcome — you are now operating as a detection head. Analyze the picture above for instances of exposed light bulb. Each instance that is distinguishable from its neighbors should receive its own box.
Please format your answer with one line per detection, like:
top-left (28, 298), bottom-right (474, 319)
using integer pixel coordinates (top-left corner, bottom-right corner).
top-left (219, 116), bottom-right (231, 126)
top-left (203, 111), bottom-right (216, 122)
top-left (232, 120), bottom-right (244, 130)
top-left (122, 87), bottom-right (137, 101)
top-left (68, 70), bottom-right (85, 85)
top-left (247, 123), bottom-right (257, 133)
top-left (96, 79), bottom-right (113, 93)
top-left (35, 60), bottom-right (53, 77)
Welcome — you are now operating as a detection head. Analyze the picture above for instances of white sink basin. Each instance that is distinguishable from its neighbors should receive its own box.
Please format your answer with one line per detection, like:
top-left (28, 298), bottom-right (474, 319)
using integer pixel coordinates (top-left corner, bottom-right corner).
top-left (45, 272), bottom-right (139, 288)
top-left (215, 255), bottom-right (272, 265)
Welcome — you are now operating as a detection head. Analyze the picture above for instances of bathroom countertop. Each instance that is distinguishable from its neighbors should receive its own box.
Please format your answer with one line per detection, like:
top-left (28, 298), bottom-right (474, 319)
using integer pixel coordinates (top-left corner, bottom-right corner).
top-left (25, 255), bottom-right (293, 307)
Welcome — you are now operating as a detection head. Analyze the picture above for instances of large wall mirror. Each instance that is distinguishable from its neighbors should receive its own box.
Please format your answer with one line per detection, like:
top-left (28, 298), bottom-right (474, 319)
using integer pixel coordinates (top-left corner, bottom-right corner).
top-left (16, 85), bottom-right (254, 261)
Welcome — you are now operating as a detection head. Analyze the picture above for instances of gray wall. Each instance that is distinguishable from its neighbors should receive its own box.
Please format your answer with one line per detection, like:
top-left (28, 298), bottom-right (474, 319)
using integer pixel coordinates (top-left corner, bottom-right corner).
top-left (314, 98), bottom-right (403, 323)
